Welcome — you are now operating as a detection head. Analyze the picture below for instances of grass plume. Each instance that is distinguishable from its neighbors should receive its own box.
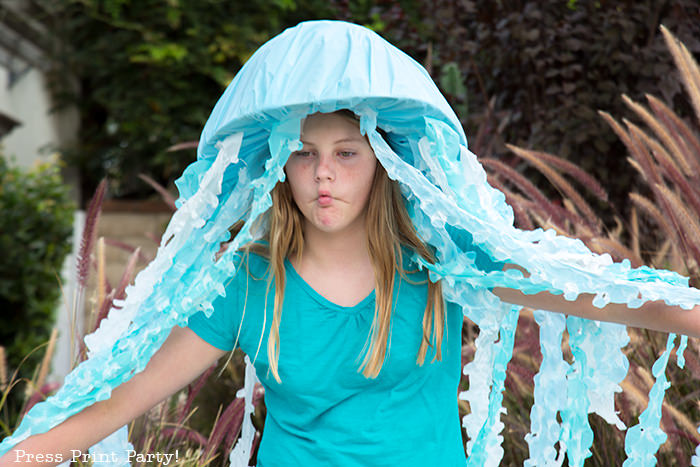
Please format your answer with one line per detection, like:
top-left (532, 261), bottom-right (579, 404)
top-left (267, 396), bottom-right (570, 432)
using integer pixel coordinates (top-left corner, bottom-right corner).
top-left (103, 238), bottom-right (152, 263)
top-left (506, 144), bottom-right (602, 232)
top-left (76, 179), bottom-right (106, 288)
top-left (113, 247), bottom-right (141, 302)
top-left (645, 94), bottom-right (699, 176)
top-left (660, 25), bottom-right (700, 125)
top-left (655, 183), bottom-right (700, 259)
top-left (622, 94), bottom-right (688, 173)
top-left (509, 147), bottom-right (608, 203)
top-left (628, 192), bottom-right (681, 249)
top-left (0, 347), bottom-right (6, 391)
top-left (137, 173), bottom-right (177, 211)
top-left (35, 329), bottom-right (57, 394)
top-left (96, 237), bottom-right (106, 315)
top-left (481, 157), bottom-right (569, 227)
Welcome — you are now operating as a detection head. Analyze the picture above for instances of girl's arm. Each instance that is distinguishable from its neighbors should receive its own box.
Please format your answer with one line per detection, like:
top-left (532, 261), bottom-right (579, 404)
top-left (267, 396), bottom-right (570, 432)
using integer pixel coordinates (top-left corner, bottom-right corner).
top-left (0, 326), bottom-right (225, 466)
top-left (493, 286), bottom-right (700, 338)
top-left (492, 265), bottom-right (700, 338)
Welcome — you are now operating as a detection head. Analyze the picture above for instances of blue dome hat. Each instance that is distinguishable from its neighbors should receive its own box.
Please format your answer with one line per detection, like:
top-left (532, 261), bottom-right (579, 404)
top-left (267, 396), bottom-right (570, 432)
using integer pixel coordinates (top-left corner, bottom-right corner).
top-left (198, 20), bottom-right (466, 153)
top-left (2, 19), bottom-right (700, 466)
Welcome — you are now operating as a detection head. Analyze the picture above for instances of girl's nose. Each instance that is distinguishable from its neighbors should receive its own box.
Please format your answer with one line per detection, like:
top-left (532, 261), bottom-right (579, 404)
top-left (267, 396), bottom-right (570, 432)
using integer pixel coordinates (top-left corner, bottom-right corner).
top-left (314, 153), bottom-right (335, 181)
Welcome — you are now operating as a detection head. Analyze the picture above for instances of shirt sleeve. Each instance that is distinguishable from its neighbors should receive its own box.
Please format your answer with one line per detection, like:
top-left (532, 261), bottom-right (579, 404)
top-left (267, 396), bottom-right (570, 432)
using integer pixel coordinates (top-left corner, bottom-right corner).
top-left (187, 273), bottom-right (241, 351)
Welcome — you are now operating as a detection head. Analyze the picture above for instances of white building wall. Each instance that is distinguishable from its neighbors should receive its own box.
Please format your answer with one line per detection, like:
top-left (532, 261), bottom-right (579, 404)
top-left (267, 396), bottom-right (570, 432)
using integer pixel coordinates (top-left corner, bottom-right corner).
top-left (0, 66), bottom-right (79, 168)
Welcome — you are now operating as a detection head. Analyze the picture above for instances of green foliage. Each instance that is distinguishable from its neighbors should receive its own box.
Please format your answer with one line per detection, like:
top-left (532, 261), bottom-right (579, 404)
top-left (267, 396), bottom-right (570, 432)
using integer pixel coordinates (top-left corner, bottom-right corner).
top-left (0, 156), bottom-right (74, 423)
top-left (440, 62), bottom-right (467, 118)
top-left (372, 0), bottom-right (700, 211)
top-left (46, 0), bottom-right (337, 201)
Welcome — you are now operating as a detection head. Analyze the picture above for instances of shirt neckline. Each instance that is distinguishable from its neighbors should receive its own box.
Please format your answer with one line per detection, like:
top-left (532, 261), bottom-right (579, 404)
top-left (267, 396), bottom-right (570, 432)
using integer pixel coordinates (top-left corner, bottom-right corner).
top-left (284, 257), bottom-right (376, 313)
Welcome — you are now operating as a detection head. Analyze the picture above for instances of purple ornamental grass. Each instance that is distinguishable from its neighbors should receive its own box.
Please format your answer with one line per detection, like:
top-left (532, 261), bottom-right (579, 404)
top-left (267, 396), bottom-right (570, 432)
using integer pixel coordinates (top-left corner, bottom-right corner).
top-left (76, 179), bottom-right (107, 288)
top-left (159, 426), bottom-right (208, 447)
top-left (137, 174), bottom-right (177, 211)
top-left (92, 247), bottom-right (142, 332)
top-left (176, 364), bottom-right (217, 427)
top-left (204, 398), bottom-right (245, 459)
top-left (103, 238), bottom-right (152, 262)
top-left (505, 144), bottom-right (602, 234)
top-left (486, 25), bottom-right (700, 464)
top-left (481, 157), bottom-right (569, 228)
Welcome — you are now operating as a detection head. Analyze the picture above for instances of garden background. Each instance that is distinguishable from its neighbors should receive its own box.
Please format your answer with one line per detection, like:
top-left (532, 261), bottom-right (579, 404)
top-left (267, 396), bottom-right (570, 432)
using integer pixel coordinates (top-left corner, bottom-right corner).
top-left (1, 0), bottom-right (700, 465)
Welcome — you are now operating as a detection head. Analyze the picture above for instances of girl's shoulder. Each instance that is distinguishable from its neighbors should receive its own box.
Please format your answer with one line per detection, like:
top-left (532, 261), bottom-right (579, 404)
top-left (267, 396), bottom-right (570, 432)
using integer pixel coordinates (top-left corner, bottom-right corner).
top-left (231, 243), bottom-right (271, 282)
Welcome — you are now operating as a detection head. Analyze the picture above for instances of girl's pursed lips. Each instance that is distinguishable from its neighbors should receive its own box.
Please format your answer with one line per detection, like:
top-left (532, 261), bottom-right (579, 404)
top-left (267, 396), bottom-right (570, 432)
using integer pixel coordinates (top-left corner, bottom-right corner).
top-left (318, 192), bottom-right (333, 206)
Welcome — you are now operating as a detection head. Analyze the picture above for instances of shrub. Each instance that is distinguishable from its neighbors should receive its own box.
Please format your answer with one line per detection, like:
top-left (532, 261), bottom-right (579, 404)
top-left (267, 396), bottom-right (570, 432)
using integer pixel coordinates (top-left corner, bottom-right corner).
top-left (46, 0), bottom-right (338, 201)
top-left (0, 156), bottom-right (74, 425)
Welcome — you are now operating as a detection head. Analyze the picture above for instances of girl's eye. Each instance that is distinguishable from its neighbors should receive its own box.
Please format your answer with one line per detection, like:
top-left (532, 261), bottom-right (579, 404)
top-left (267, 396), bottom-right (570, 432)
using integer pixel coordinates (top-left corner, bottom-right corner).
top-left (338, 151), bottom-right (356, 158)
top-left (293, 150), bottom-right (312, 157)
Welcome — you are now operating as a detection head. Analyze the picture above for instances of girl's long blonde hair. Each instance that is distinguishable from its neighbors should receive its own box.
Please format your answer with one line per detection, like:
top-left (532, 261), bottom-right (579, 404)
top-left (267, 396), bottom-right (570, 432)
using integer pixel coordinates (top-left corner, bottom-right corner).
top-left (241, 117), bottom-right (445, 383)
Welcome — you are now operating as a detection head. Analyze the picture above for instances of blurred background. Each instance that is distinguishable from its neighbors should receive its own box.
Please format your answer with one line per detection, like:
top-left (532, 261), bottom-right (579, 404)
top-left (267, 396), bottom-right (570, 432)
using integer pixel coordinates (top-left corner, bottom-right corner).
top-left (1, 0), bottom-right (700, 464)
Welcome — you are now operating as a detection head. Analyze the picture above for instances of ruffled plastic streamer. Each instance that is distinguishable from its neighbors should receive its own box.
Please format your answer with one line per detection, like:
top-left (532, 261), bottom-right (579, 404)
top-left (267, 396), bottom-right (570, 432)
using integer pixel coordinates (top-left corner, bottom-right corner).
top-left (229, 356), bottom-right (260, 467)
top-left (2, 20), bottom-right (700, 466)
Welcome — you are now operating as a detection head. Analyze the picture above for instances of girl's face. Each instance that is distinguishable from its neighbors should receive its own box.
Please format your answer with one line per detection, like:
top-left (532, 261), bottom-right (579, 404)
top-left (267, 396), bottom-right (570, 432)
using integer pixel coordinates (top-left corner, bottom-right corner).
top-left (285, 112), bottom-right (378, 238)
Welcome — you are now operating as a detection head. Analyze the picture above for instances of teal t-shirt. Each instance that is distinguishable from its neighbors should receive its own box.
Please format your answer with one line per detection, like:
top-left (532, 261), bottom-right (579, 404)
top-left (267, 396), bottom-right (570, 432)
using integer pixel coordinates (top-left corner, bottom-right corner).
top-left (188, 251), bottom-right (468, 466)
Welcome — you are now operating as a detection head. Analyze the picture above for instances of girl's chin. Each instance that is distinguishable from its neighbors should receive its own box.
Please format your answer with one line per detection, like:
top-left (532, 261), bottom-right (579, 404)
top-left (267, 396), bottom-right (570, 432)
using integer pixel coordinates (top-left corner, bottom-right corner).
top-left (307, 218), bottom-right (355, 235)
top-left (303, 209), bottom-right (366, 236)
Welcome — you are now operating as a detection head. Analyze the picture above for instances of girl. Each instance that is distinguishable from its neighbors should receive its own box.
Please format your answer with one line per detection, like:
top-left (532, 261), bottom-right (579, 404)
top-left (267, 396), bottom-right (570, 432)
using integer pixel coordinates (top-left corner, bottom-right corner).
top-left (1, 20), bottom-right (699, 466)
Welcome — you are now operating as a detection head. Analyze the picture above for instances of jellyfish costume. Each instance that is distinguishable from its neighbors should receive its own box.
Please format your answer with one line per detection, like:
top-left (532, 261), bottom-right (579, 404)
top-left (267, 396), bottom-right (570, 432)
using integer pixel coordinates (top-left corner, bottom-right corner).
top-left (2, 19), bottom-right (700, 467)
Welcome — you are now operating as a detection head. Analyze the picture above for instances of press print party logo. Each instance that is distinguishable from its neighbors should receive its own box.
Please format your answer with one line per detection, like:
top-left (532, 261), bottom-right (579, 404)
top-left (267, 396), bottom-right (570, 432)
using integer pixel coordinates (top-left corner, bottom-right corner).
top-left (13, 449), bottom-right (180, 465)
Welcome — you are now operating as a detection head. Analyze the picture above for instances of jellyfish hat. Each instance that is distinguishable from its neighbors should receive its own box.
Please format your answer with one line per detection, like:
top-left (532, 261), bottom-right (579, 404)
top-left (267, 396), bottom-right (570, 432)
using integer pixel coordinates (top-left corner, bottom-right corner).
top-left (2, 19), bottom-right (700, 467)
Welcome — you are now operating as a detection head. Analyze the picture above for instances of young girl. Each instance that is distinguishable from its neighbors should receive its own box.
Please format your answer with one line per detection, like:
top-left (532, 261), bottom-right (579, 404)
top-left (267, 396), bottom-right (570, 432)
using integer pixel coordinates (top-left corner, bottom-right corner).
top-left (2, 20), bottom-right (699, 467)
